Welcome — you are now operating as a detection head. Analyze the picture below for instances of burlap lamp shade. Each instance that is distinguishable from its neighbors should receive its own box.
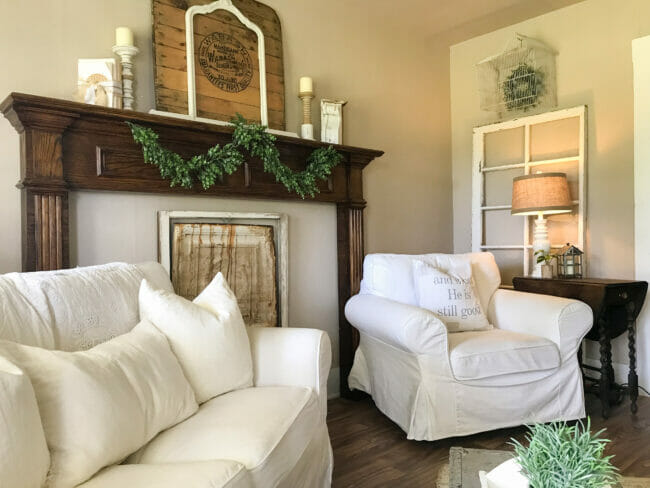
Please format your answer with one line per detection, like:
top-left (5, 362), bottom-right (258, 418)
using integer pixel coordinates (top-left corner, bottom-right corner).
top-left (511, 172), bottom-right (572, 216)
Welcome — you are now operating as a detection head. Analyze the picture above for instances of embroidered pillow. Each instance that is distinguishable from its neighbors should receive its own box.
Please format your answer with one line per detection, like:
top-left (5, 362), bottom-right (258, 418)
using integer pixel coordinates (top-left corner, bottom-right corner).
top-left (412, 260), bottom-right (492, 332)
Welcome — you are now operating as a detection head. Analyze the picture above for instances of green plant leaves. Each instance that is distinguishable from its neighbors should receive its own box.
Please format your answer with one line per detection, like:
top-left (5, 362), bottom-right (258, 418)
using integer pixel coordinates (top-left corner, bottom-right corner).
top-left (510, 418), bottom-right (618, 488)
top-left (127, 114), bottom-right (343, 199)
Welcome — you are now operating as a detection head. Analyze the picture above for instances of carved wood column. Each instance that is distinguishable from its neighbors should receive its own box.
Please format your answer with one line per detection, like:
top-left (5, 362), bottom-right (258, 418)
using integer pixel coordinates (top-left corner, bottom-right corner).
top-left (338, 155), bottom-right (370, 398)
top-left (1, 98), bottom-right (78, 271)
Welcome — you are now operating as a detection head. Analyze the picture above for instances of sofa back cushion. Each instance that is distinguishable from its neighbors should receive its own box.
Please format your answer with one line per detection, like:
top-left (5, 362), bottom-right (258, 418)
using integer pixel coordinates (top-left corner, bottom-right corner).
top-left (0, 262), bottom-right (173, 350)
top-left (359, 252), bottom-right (501, 312)
top-left (0, 356), bottom-right (50, 488)
top-left (0, 320), bottom-right (198, 488)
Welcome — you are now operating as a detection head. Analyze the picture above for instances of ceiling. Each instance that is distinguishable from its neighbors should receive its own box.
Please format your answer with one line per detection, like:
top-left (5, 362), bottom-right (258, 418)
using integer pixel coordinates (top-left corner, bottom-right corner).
top-left (360, 0), bottom-right (585, 44)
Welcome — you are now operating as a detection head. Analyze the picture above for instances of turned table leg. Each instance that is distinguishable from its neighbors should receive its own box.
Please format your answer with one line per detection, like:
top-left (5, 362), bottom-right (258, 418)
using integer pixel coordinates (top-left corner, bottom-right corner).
top-left (627, 302), bottom-right (639, 414)
top-left (599, 318), bottom-right (611, 419)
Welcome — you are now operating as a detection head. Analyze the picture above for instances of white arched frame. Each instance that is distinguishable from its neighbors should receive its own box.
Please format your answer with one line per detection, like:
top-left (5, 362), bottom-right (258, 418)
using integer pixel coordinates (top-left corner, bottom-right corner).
top-left (185, 0), bottom-right (268, 126)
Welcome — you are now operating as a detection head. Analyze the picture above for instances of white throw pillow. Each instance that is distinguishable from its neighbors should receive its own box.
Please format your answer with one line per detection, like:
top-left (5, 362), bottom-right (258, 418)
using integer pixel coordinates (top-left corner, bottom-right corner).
top-left (139, 273), bottom-right (253, 404)
top-left (0, 320), bottom-right (198, 488)
top-left (0, 356), bottom-right (50, 488)
top-left (412, 260), bottom-right (492, 332)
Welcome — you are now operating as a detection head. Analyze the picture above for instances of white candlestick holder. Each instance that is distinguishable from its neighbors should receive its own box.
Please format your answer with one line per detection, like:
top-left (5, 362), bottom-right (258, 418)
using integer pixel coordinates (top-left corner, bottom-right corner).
top-left (112, 45), bottom-right (139, 110)
top-left (299, 90), bottom-right (315, 140)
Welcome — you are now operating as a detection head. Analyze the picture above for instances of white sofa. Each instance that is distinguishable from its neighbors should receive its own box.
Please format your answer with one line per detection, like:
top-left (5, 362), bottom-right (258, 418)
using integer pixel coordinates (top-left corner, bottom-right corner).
top-left (0, 262), bottom-right (332, 488)
top-left (345, 252), bottom-right (593, 441)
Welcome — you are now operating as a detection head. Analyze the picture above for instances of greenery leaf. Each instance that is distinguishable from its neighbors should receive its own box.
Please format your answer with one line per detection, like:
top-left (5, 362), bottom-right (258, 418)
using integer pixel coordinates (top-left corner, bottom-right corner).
top-left (127, 114), bottom-right (343, 198)
top-left (511, 419), bottom-right (619, 488)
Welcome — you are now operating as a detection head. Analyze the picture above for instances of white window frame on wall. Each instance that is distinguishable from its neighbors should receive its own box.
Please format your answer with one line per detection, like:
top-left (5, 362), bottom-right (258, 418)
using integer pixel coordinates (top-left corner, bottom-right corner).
top-left (472, 106), bottom-right (587, 278)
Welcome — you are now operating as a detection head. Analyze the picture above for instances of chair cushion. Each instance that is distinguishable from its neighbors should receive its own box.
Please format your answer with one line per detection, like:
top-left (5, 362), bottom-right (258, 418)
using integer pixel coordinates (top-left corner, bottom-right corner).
top-left (0, 356), bottom-right (50, 488)
top-left (139, 274), bottom-right (253, 403)
top-left (448, 329), bottom-right (560, 381)
top-left (130, 386), bottom-right (320, 487)
top-left (0, 320), bottom-right (198, 488)
top-left (360, 252), bottom-right (501, 312)
top-left (77, 461), bottom-right (252, 488)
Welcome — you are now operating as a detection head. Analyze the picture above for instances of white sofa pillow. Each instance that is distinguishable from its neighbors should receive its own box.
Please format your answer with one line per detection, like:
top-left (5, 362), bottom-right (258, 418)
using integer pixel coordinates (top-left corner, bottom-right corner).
top-left (0, 320), bottom-right (198, 488)
top-left (0, 356), bottom-right (50, 488)
top-left (139, 273), bottom-right (253, 404)
top-left (412, 260), bottom-right (492, 332)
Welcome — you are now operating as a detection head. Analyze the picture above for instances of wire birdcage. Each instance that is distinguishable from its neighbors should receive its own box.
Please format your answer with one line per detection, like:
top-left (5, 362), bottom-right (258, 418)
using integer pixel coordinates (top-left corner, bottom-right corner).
top-left (477, 34), bottom-right (557, 118)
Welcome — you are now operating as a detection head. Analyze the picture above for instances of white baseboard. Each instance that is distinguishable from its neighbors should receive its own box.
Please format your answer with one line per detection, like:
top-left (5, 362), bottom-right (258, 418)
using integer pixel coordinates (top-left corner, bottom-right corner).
top-left (327, 367), bottom-right (340, 399)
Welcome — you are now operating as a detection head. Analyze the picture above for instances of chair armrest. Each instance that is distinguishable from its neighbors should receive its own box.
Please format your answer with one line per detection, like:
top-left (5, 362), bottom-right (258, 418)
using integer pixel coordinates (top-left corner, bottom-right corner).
top-left (488, 289), bottom-right (593, 360)
top-left (246, 327), bottom-right (331, 421)
top-left (344, 294), bottom-right (448, 355)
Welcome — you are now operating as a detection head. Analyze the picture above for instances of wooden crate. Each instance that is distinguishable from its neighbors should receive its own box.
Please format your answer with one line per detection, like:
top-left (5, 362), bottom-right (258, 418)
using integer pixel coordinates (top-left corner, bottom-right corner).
top-left (152, 0), bottom-right (285, 130)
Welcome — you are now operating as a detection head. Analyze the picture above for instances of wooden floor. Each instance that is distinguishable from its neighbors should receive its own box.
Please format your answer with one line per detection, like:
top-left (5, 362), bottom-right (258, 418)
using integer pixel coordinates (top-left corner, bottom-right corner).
top-left (327, 394), bottom-right (650, 487)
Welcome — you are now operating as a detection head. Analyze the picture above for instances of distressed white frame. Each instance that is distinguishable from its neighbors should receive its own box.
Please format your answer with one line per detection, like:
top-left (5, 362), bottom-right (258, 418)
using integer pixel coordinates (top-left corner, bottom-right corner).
top-left (158, 210), bottom-right (288, 327)
top-left (472, 106), bottom-right (587, 278)
top-left (185, 0), bottom-right (268, 126)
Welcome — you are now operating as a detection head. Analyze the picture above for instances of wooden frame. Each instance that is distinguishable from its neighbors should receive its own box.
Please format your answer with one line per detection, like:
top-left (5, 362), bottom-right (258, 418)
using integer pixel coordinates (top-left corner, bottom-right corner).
top-left (1, 92), bottom-right (383, 398)
top-left (158, 210), bottom-right (289, 327)
top-left (185, 0), bottom-right (268, 125)
top-left (472, 106), bottom-right (587, 280)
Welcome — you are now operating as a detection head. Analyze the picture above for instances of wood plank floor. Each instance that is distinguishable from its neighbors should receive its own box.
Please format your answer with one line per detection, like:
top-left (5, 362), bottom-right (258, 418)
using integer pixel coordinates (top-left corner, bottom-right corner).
top-left (327, 394), bottom-right (650, 487)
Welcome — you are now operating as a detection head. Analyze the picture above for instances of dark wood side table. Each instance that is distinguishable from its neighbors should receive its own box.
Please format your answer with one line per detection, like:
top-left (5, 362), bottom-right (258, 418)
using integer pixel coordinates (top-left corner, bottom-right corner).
top-left (512, 277), bottom-right (647, 418)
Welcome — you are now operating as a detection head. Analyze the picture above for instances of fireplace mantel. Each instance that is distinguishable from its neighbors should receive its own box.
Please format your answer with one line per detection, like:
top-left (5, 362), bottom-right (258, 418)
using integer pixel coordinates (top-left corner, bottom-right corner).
top-left (1, 92), bottom-right (383, 398)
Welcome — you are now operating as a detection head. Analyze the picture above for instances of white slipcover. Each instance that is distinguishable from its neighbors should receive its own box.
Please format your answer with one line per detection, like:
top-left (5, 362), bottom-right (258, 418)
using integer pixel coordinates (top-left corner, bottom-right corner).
top-left (130, 386), bottom-right (324, 487)
top-left (0, 262), bottom-right (333, 488)
top-left (77, 461), bottom-right (253, 488)
top-left (346, 252), bottom-right (592, 441)
top-left (0, 356), bottom-right (50, 488)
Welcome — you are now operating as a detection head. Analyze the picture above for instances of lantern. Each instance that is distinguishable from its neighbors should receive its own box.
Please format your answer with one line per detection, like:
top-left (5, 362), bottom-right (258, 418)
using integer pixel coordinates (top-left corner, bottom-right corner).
top-left (557, 243), bottom-right (583, 279)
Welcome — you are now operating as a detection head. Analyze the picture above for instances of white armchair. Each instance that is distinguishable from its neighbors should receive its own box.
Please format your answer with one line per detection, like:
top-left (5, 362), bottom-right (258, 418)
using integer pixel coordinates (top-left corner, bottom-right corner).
top-left (345, 252), bottom-right (592, 441)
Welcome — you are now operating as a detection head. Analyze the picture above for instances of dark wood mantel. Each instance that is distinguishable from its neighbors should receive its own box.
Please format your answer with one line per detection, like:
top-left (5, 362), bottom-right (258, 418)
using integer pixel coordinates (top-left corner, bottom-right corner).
top-left (1, 92), bottom-right (383, 398)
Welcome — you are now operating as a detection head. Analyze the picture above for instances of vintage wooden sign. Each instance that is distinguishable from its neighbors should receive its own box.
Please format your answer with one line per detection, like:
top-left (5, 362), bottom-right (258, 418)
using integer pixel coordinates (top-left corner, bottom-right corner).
top-left (152, 0), bottom-right (285, 130)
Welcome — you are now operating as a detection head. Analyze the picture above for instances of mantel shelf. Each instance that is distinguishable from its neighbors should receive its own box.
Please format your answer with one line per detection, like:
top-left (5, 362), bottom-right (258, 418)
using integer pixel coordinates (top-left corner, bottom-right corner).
top-left (1, 92), bottom-right (383, 165)
top-left (1, 91), bottom-right (382, 399)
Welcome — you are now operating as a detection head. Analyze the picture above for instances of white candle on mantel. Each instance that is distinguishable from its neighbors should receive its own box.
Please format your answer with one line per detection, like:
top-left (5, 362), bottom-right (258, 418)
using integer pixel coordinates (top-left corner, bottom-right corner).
top-left (115, 27), bottom-right (134, 47)
top-left (299, 76), bottom-right (313, 94)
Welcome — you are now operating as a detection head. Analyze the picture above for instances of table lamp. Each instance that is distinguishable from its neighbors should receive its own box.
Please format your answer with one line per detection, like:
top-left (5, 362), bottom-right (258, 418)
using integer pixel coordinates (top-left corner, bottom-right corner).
top-left (511, 172), bottom-right (573, 277)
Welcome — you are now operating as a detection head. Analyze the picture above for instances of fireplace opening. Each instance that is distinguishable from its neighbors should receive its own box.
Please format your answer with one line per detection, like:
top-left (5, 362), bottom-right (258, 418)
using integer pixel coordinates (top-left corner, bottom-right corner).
top-left (158, 211), bottom-right (288, 327)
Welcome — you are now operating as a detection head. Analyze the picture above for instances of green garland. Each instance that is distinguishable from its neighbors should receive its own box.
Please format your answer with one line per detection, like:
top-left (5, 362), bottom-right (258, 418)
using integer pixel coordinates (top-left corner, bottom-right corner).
top-left (127, 114), bottom-right (343, 198)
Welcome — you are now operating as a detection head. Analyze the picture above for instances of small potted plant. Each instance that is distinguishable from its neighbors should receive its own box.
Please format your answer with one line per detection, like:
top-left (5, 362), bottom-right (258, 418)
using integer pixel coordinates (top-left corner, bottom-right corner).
top-left (534, 250), bottom-right (555, 279)
top-left (480, 419), bottom-right (619, 488)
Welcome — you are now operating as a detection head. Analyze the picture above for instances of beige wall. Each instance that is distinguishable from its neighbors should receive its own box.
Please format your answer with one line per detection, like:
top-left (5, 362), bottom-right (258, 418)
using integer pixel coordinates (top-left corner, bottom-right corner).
top-left (0, 0), bottom-right (453, 394)
top-left (450, 0), bottom-right (650, 372)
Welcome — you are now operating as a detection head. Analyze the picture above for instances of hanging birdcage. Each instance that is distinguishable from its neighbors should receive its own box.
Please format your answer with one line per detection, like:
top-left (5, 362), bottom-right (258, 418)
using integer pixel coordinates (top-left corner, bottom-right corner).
top-left (476, 34), bottom-right (557, 118)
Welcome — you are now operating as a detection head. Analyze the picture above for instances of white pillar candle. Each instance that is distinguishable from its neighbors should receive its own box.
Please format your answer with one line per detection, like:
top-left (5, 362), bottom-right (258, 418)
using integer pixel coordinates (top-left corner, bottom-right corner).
top-left (115, 27), bottom-right (134, 47)
top-left (299, 76), bottom-right (313, 94)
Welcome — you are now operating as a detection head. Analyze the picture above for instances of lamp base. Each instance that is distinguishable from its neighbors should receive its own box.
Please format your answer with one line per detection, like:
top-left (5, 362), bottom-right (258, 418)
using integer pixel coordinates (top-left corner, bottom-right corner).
top-left (531, 214), bottom-right (550, 278)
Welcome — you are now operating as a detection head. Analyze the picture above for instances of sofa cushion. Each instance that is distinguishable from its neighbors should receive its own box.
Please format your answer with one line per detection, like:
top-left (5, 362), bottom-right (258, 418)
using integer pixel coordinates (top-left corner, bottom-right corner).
top-left (448, 329), bottom-right (560, 381)
top-left (360, 252), bottom-right (501, 312)
top-left (0, 356), bottom-right (50, 488)
top-left (0, 262), bottom-right (173, 350)
top-left (139, 273), bottom-right (253, 403)
top-left (0, 320), bottom-right (198, 488)
top-left (130, 386), bottom-right (321, 487)
top-left (77, 461), bottom-right (252, 488)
